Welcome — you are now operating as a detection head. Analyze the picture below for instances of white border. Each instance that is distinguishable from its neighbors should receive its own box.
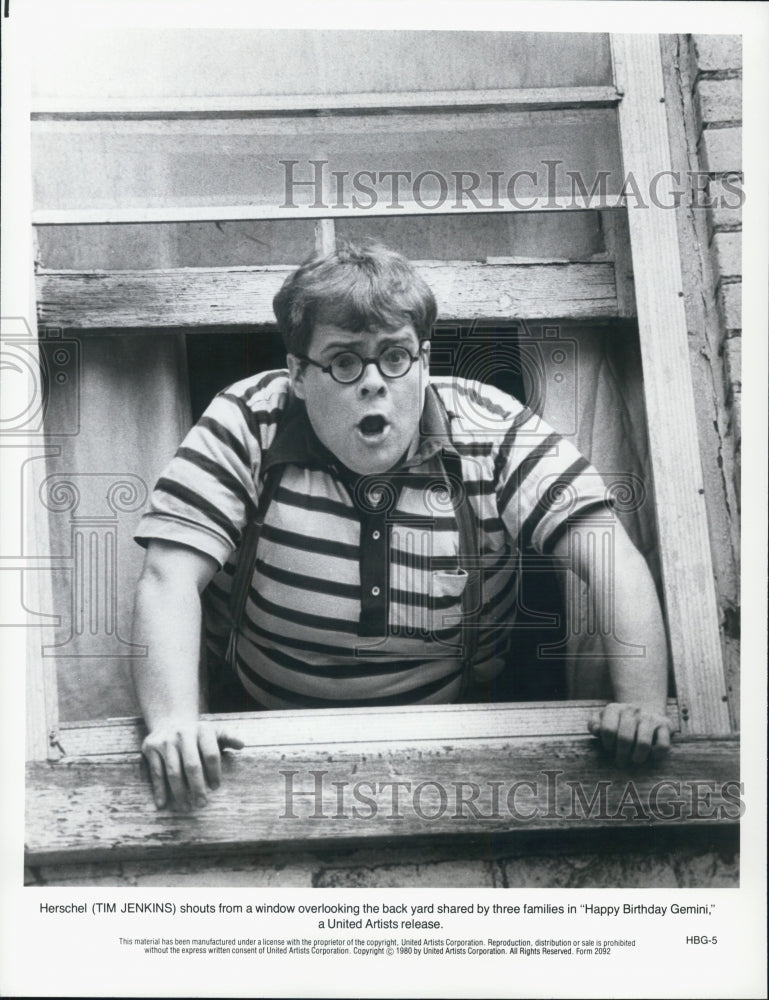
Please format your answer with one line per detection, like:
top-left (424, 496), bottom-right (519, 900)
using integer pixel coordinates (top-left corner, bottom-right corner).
top-left (2, 3), bottom-right (767, 998)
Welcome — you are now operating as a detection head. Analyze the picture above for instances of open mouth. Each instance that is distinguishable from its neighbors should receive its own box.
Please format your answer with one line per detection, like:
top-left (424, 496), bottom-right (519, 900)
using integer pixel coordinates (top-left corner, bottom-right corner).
top-left (357, 415), bottom-right (389, 440)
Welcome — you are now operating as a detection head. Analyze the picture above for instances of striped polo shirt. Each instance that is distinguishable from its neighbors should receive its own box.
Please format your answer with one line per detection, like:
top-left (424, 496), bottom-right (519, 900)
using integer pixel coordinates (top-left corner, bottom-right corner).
top-left (135, 370), bottom-right (611, 709)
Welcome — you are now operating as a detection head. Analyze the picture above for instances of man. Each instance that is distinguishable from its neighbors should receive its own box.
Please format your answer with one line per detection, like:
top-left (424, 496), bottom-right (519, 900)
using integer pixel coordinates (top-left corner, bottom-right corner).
top-left (133, 240), bottom-right (671, 811)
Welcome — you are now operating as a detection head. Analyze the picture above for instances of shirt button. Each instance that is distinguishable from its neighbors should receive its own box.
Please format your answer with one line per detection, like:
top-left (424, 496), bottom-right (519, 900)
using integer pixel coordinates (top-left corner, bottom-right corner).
top-left (372, 530), bottom-right (381, 540)
top-left (371, 586), bottom-right (380, 597)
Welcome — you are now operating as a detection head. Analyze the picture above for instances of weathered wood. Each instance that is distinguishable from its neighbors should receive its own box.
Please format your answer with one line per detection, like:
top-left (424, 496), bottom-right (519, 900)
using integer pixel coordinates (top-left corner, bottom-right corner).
top-left (601, 209), bottom-right (636, 317)
top-left (34, 106), bottom-right (614, 137)
top-left (58, 699), bottom-right (683, 758)
top-left (33, 199), bottom-right (628, 226)
top-left (612, 35), bottom-right (730, 734)
top-left (659, 35), bottom-right (740, 727)
top-left (32, 86), bottom-right (621, 117)
top-left (314, 219), bottom-right (335, 254)
top-left (24, 736), bottom-right (740, 865)
top-left (36, 261), bottom-right (621, 328)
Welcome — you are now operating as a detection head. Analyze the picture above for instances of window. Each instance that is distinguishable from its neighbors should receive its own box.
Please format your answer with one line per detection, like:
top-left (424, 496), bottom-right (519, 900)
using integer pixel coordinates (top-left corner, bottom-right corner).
top-left (19, 31), bottom-right (739, 865)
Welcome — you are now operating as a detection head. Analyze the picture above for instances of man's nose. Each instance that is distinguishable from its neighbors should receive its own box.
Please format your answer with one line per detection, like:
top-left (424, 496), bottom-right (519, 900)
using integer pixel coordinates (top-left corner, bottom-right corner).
top-left (357, 361), bottom-right (387, 396)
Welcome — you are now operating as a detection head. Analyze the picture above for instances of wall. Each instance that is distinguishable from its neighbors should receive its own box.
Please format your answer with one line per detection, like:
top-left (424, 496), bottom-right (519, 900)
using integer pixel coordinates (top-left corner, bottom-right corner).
top-left (691, 34), bottom-right (742, 483)
top-left (26, 827), bottom-right (738, 888)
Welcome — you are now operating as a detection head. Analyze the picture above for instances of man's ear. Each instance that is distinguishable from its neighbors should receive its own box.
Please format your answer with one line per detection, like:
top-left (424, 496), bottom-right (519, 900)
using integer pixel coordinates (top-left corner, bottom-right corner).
top-left (420, 340), bottom-right (431, 377)
top-left (286, 354), bottom-right (306, 400)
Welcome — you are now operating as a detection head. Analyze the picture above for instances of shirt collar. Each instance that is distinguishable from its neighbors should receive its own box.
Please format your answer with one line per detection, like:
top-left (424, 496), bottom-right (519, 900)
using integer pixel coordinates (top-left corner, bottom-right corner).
top-left (262, 382), bottom-right (458, 474)
top-left (261, 391), bottom-right (335, 472)
top-left (401, 382), bottom-right (460, 468)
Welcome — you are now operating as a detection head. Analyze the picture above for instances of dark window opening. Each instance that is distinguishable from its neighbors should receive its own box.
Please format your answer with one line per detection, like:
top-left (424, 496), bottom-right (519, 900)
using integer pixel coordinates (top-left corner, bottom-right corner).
top-left (186, 324), bottom-right (570, 705)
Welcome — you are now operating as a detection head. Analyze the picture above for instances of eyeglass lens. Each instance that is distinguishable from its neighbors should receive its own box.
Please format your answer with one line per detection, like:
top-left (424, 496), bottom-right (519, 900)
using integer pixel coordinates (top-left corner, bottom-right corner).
top-left (331, 346), bottom-right (414, 382)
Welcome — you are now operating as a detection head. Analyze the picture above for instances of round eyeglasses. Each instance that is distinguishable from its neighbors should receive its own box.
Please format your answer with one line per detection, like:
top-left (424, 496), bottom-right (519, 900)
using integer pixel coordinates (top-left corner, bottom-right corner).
top-left (295, 343), bottom-right (427, 385)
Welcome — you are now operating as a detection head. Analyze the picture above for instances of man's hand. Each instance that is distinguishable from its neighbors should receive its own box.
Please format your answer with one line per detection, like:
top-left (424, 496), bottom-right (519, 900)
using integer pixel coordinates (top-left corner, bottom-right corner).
top-left (141, 720), bottom-right (244, 810)
top-left (588, 703), bottom-right (672, 766)
top-left (132, 542), bottom-right (243, 811)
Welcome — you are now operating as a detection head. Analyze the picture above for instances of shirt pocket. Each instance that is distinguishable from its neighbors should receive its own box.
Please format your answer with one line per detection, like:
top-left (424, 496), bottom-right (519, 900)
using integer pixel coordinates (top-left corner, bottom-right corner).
top-left (431, 568), bottom-right (469, 601)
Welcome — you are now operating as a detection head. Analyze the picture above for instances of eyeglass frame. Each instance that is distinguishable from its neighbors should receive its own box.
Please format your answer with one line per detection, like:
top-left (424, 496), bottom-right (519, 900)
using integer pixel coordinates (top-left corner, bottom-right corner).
top-left (292, 341), bottom-right (429, 385)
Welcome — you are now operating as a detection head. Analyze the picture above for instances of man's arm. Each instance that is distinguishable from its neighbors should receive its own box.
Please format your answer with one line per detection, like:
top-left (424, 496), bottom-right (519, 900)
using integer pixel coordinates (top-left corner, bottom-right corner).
top-left (552, 510), bottom-right (671, 765)
top-left (132, 539), bottom-right (244, 810)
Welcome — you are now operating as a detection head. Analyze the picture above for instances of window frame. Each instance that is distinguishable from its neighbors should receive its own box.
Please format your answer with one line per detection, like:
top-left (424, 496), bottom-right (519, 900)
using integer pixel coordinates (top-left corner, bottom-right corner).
top-left (22, 33), bottom-right (738, 866)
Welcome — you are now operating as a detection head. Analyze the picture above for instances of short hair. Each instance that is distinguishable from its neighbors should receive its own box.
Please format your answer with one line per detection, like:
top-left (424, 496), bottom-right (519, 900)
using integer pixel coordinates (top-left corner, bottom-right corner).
top-left (273, 239), bottom-right (437, 356)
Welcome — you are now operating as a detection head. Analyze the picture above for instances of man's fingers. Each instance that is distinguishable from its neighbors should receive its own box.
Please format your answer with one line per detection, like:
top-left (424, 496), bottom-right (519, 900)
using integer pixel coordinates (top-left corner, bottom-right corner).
top-left (588, 704), bottom-right (673, 767)
top-left (199, 727), bottom-right (224, 791)
top-left (160, 740), bottom-right (189, 811)
top-left (142, 745), bottom-right (168, 809)
top-left (631, 714), bottom-right (657, 764)
top-left (614, 706), bottom-right (640, 766)
top-left (597, 702), bottom-right (621, 755)
top-left (141, 735), bottom-right (187, 809)
top-left (198, 727), bottom-right (244, 791)
top-left (216, 728), bottom-right (245, 751)
top-left (651, 719), bottom-right (672, 761)
top-left (140, 723), bottom-right (243, 811)
top-left (179, 729), bottom-right (208, 807)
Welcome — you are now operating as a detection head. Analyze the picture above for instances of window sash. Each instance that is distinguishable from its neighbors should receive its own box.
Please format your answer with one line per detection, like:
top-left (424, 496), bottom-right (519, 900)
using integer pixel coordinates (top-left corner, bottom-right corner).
top-left (24, 34), bottom-right (733, 782)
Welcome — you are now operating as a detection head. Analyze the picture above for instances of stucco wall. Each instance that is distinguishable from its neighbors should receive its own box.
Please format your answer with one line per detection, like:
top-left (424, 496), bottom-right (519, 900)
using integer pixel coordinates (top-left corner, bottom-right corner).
top-left (26, 827), bottom-right (738, 888)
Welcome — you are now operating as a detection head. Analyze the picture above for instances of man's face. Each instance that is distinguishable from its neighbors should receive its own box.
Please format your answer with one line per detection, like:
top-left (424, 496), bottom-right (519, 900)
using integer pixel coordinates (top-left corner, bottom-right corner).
top-left (288, 322), bottom-right (430, 475)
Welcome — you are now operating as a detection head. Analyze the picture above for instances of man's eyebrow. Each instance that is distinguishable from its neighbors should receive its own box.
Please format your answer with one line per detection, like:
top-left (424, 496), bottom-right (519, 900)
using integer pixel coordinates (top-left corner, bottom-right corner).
top-left (320, 340), bottom-right (362, 355)
top-left (320, 334), bottom-right (413, 357)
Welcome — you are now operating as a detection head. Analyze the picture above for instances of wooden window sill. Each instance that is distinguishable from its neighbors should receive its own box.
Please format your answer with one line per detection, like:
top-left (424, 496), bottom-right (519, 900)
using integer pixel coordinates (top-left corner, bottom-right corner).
top-left (26, 701), bottom-right (740, 866)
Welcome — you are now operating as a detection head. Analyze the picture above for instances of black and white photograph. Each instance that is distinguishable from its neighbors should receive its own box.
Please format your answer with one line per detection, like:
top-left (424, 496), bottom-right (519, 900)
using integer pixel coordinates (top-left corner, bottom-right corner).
top-left (1, 1), bottom-right (766, 997)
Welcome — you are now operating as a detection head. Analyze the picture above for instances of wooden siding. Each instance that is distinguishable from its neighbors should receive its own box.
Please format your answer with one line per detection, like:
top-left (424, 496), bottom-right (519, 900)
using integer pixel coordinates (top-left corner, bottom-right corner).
top-left (36, 261), bottom-right (621, 329)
